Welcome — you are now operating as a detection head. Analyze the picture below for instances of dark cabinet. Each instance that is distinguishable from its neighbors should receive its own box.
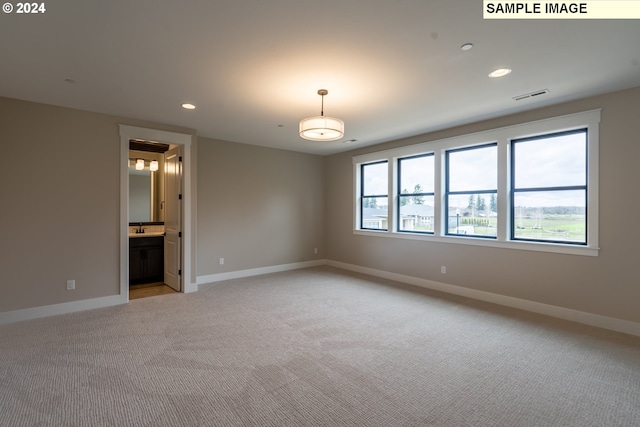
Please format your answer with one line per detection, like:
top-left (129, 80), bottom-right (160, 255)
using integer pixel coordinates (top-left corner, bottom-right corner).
top-left (129, 236), bottom-right (164, 285)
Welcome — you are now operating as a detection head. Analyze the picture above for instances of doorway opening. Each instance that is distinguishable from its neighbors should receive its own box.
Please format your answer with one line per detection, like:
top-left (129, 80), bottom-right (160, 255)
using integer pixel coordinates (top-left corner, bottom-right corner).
top-left (128, 139), bottom-right (174, 299)
top-left (119, 125), bottom-right (194, 303)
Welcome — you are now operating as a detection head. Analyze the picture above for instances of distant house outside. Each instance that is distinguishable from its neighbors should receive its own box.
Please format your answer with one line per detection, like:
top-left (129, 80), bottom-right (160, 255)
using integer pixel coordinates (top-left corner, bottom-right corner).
top-left (362, 207), bottom-right (388, 230)
top-left (399, 204), bottom-right (434, 232)
top-left (362, 205), bottom-right (436, 232)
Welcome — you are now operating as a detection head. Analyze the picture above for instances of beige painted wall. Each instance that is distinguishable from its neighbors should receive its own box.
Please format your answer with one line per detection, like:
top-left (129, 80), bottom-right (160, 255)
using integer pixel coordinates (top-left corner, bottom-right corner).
top-left (196, 137), bottom-right (325, 275)
top-left (0, 97), bottom-right (195, 312)
top-left (325, 86), bottom-right (640, 323)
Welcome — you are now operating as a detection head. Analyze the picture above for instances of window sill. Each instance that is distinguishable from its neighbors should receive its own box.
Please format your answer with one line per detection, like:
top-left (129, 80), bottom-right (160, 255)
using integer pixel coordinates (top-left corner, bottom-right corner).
top-left (353, 229), bottom-right (599, 256)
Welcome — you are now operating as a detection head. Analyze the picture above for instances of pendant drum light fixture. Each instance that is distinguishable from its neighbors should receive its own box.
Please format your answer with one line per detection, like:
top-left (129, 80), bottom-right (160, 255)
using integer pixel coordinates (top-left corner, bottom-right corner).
top-left (299, 89), bottom-right (344, 141)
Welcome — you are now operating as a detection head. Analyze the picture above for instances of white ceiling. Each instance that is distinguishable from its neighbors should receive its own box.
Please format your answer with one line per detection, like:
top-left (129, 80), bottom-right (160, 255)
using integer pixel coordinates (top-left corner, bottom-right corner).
top-left (2, 1), bottom-right (639, 155)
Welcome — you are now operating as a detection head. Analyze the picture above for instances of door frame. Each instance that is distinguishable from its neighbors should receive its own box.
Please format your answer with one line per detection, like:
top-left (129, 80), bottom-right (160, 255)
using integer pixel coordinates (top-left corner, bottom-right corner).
top-left (119, 125), bottom-right (195, 302)
top-left (162, 145), bottom-right (183, 292)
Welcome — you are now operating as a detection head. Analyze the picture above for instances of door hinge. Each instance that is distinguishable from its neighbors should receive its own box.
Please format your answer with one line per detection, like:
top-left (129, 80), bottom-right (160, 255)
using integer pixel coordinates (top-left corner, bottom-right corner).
top-left (178, 231), bottom-right (182, 238)
top-left (179, 156), bottom-right (183, 162)
top-left (178, 269), bottom-right (182, 276)
top-left (178, 194), bottom-right (182, 200)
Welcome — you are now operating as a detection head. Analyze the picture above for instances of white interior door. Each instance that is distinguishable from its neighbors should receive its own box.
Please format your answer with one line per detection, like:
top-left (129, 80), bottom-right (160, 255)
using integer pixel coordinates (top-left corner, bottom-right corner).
top-left (164, 146), bottom-right (182, 291)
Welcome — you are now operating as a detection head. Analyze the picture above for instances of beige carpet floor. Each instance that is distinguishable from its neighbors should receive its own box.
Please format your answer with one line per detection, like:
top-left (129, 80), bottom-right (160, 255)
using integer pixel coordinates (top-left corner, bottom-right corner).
top-left (1, 266), bottom-right (639, 426)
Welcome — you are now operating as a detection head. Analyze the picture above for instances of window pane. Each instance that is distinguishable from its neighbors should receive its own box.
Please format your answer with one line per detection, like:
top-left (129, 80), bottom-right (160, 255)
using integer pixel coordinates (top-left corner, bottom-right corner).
top-left (362, 197), bottom-right (388, 230)
top-left (513, 190), bottom-right (585, 243)
top-left (448, 145), bottom-right (497, 192)
top-left (447, 193), bottom-right (497, 237)
top-left (399, 155), bottom-right (434, 193)
top-left (514, 131), bottom-right (586, 189)
top-left (363, 162), bottom-right (388, 196)
top-left (399, 195), bottom-right (434, 232)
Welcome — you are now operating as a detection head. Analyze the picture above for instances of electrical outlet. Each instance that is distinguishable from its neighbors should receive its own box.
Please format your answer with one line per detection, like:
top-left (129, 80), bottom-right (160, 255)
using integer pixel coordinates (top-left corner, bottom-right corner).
top-left (441, 266), bottom-right (447, 274)
top-left (219, 258), bottom-right (224, 265)
top-left (66, 280), bottom-right (75, 290)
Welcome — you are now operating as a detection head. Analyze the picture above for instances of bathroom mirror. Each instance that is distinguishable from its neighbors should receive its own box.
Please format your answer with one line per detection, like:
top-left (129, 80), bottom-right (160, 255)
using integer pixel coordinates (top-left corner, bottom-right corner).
top-left (129, 142), bottom-right (168, 223)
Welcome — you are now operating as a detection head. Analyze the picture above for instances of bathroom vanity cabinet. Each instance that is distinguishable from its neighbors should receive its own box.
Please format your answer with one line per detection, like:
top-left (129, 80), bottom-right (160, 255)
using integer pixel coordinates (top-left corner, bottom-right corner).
top-left (129, 236), bottom-right (164, 285)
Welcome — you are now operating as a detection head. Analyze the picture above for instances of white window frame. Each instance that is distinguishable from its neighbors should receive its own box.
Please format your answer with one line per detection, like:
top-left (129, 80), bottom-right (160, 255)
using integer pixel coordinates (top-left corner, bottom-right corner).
top-left (353, 110), bottom-right (600, 256)
top-left (397, 153), bottom-right (435, 234)
top-left (359, 160), bottom-right (390, 231)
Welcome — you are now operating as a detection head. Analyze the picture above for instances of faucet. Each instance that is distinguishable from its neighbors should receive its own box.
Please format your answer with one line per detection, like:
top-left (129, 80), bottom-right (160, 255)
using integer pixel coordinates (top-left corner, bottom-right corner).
top-left (137, 223), bottom-right (144, 234)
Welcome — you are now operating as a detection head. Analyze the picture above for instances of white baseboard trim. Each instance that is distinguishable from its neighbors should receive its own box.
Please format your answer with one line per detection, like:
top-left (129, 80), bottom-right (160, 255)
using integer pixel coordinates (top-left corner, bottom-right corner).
top-left (184, 281), bottom-right (198, 293)
top-left (0, 294), bottom-right (125, 325)
top-left (1, 261), bottom-right (324, 324)
top-left (197, 260), bottom-right (327, 287)
top-left (6, 261), bottom-right (636, 337)
top-left (327, 260), bottom-right (640, 337)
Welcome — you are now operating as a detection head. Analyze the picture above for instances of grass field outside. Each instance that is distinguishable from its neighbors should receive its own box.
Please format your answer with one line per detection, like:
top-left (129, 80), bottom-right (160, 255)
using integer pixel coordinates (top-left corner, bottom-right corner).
top-left (399, 207), bottom-right (586, 243)
top-left (513, 213), bottom-right (585, 242)
top-left (442, 212), bottom-right (585, 242)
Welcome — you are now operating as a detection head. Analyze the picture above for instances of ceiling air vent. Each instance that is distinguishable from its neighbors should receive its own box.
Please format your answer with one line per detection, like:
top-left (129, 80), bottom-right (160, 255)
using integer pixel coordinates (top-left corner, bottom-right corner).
top-left (513, 89), bottom-right (550, 101)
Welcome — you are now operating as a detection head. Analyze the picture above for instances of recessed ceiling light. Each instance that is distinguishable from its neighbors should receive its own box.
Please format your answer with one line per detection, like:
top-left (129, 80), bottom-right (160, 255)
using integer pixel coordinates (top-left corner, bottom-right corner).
top-left (460, 43), bottom-right (473, 51)
top-left (181, 103), bottom-right (196, 110)
top-left (488, 68), bottom-right (512, 78)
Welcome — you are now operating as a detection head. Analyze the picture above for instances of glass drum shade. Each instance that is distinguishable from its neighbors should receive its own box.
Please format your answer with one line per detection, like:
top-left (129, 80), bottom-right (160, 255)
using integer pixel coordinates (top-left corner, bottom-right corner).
top-left (299, 116), bottom-right (344, 141)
